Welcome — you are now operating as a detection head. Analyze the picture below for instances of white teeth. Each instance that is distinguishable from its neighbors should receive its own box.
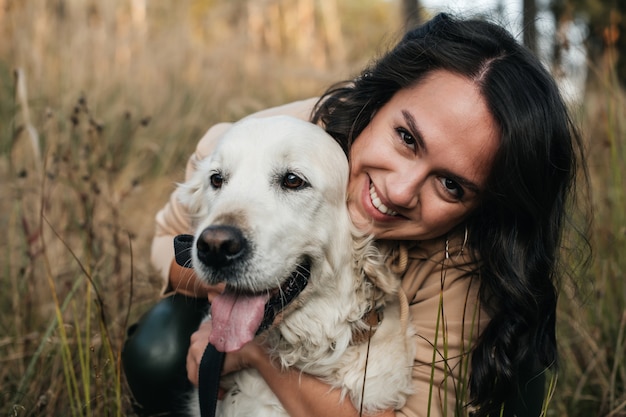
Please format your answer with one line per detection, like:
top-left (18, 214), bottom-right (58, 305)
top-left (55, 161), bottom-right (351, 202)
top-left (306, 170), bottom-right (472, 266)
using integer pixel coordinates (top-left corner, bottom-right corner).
top-left (369, 184), bottom-right (398, 216)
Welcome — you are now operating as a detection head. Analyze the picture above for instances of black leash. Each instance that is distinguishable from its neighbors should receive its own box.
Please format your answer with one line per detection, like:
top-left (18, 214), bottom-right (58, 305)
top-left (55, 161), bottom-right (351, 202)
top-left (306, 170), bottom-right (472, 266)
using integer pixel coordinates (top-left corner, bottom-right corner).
top-left (174, 235), bottom-right (224, 417)
top-left (198, 343), bottom-right (225, 417)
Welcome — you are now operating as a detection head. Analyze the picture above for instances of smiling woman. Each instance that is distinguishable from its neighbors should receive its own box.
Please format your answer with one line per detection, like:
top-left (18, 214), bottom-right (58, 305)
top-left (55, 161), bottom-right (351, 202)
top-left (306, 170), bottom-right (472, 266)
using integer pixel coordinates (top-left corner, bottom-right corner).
top-left (123, 12), bottom-right (590, 417)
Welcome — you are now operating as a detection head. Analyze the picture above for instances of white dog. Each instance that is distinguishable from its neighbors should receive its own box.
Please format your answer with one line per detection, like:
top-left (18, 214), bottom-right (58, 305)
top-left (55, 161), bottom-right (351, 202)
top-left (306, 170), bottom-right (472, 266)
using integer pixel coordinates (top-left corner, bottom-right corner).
top-left (178, 116), bottom-right (415, 417)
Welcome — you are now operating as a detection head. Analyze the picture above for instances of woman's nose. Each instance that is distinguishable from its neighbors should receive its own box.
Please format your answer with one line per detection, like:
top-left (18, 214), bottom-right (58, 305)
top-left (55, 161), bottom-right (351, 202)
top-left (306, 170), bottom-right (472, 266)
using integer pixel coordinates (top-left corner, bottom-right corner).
top-left (386, 171), bottom-right (422, 209)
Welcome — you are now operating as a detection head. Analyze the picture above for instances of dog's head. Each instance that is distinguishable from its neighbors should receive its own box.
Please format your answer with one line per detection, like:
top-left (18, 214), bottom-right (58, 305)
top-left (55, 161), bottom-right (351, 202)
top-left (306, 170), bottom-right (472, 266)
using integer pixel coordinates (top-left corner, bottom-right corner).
top-left (178, 115), bottom-right (352, 351)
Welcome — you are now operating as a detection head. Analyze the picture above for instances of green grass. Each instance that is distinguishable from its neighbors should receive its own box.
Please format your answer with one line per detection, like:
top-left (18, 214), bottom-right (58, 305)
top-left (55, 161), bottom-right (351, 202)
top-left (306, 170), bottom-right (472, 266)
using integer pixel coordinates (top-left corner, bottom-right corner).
top-left (0, 1), bottom-right (624, 416)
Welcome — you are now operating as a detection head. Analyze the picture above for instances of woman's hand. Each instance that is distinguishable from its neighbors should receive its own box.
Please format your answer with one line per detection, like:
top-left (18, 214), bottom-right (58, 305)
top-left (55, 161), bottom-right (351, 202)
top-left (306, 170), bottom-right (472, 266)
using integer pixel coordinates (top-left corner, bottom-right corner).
top-left (169, 258), bottom-right (226, 299)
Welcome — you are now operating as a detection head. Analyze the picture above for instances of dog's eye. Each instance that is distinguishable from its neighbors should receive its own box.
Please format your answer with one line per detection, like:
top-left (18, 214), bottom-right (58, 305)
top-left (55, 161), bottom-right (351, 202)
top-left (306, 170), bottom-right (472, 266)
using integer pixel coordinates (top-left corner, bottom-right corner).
top-left (282, 172), bottom-right (306, 190)
top-left (210, 173), bottom-right (224, 189)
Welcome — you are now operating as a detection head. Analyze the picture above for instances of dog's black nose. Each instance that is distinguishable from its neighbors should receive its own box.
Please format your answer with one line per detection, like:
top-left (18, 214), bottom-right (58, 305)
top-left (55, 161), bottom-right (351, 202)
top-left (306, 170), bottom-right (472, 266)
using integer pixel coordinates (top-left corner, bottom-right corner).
top-left (196, 225), bottom-right (247, 267)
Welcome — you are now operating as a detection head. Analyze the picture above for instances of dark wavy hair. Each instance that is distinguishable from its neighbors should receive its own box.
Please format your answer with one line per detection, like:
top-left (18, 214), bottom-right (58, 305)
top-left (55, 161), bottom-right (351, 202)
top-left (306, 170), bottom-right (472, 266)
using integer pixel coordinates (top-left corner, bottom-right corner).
top-left (311, 13), bottom-right (590, 417)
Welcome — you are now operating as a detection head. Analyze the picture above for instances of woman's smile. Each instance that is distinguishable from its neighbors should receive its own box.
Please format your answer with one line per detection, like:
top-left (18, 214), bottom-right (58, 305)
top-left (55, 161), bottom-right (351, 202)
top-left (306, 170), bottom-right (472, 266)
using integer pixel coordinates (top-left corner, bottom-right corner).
top-left (368, 181), bottom-right (398, 217)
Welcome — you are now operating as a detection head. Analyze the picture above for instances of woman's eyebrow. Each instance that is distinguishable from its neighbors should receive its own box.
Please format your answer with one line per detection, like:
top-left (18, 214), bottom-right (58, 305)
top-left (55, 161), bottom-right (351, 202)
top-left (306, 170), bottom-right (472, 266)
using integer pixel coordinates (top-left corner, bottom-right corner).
top-left (402, 110), bottom-right (427, 154)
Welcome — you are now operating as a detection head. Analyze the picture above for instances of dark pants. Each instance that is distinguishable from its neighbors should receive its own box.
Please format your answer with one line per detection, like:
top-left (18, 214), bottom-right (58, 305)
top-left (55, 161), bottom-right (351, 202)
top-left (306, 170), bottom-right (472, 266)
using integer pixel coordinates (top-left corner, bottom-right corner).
top-left (122, 295), bottom-right (209, 417)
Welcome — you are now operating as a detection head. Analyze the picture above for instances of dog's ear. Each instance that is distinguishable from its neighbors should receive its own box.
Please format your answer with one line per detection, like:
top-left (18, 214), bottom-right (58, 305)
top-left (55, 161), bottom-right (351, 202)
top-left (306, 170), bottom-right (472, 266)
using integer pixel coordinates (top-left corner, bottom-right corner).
top-left (176, 167), bottom-right (209, 221)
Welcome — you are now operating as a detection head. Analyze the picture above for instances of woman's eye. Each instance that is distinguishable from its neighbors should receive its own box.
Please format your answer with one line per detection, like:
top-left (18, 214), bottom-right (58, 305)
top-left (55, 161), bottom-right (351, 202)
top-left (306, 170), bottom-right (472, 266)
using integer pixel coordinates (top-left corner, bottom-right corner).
top-left (440, 177), bottom-right (465, 200)
top-left (210, 173), bottom-right (223, 189)
top-left (397, 128), bottom-right (416, 150)
top-left (282, 172), bottom-right (306, 189)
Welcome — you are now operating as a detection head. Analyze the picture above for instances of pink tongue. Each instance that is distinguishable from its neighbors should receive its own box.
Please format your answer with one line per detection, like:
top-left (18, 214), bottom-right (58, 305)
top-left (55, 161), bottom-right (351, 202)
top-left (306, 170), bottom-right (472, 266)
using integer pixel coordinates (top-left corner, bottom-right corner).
top-left (209, 290), bottom-right (270, 352)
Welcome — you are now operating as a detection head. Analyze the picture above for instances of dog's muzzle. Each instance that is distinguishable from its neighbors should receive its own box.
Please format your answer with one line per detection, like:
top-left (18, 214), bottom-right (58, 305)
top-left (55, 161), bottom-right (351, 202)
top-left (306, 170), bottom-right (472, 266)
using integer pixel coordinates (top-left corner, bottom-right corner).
top-left (173, 233), bottom-right (310, 335)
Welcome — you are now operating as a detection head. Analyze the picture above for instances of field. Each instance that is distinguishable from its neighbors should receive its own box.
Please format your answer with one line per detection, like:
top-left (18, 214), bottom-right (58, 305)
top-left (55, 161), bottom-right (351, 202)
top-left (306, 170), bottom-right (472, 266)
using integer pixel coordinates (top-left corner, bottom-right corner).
top-left (1, 1), bottom-right (624, 416)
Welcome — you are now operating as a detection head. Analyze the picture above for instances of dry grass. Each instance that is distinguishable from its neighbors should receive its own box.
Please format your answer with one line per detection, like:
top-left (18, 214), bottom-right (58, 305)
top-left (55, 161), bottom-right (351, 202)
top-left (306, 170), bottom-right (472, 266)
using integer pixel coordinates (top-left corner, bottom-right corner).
top-left (550, 50), bottom-right (626, 417)
top-left (0, 1), bottom-right (624, 416)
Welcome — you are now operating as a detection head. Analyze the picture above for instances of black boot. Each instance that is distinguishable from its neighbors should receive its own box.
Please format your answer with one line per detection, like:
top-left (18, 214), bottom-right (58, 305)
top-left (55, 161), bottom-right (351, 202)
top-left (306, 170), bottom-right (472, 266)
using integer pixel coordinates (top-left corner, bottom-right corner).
top-left (122, 294), bottom-right (209, 416)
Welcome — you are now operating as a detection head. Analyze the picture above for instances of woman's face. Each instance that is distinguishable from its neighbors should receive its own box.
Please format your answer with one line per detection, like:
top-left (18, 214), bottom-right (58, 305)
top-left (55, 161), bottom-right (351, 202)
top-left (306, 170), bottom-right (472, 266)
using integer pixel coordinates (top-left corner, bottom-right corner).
top-left (347, 70), bottom-right (499, 241)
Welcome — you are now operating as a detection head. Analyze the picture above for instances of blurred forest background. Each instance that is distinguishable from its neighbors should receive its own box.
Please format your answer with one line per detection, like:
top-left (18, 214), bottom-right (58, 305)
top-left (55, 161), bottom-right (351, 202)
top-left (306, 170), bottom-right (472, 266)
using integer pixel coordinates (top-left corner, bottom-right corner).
top-left (0, 0), bottom-right (624, 416)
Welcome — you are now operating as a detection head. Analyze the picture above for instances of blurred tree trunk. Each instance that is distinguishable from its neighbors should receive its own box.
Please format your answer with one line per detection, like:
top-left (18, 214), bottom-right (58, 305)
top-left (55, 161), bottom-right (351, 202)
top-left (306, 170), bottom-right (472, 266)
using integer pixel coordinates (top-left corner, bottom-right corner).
top-left (549, 0), bottom-right (567, 76)
top-left (523, 0), bottom-right (538, 53)
top-left (615, 1), bottom-right (626, 86)
top-left (402, 0), bottom-right (422, 30)
top-left (244, 0), bottom-right (345, 70)
top-left (319, 0), bottom-right (346, 65)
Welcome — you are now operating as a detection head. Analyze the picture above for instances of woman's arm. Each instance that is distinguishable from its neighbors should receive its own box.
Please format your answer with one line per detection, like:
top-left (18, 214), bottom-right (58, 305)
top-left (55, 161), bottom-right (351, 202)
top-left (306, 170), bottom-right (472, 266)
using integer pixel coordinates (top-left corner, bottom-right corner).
top-left (187, 321), bottom-right (395, 417)
top-left (250, 348), bottom-right (395, 417)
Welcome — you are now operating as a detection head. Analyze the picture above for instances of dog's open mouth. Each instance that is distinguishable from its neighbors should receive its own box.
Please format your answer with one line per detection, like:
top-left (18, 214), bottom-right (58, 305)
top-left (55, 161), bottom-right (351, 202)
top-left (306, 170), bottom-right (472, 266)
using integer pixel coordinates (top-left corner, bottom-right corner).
top-left (174, 234), bottom-right (311, 352)
top-left (208, 260), bottom-right (311, 352)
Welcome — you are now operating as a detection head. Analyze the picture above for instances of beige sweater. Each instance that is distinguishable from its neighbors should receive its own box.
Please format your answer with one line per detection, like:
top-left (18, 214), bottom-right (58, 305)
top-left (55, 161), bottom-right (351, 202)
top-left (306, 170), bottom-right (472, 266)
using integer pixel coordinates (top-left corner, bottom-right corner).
top-left (151, 98), bottom-right (489, 417)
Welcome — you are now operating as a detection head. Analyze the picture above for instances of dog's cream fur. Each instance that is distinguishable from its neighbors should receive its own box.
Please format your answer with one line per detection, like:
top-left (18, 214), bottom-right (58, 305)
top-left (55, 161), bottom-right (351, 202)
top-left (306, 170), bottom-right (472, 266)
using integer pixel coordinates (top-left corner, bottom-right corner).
top-left (178, 116), bottom-right (415, 417)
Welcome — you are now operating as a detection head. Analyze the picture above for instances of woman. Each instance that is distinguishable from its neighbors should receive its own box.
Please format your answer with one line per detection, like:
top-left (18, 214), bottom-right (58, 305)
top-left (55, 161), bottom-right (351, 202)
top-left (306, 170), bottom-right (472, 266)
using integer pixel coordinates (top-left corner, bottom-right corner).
top-left (123, 13), bottom-right (589, 417)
